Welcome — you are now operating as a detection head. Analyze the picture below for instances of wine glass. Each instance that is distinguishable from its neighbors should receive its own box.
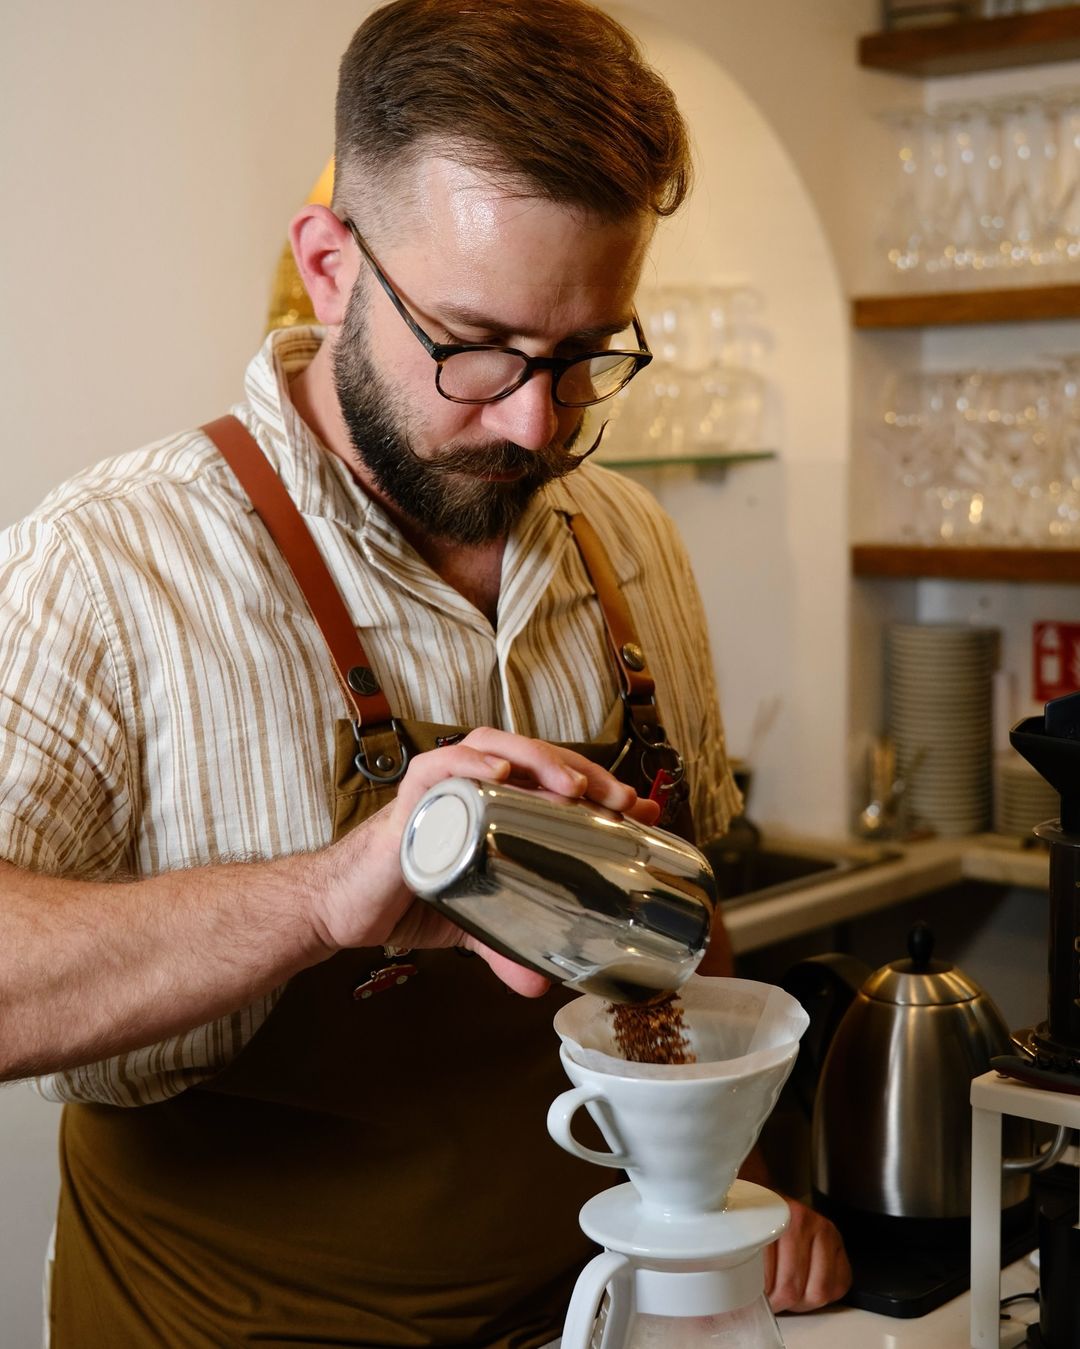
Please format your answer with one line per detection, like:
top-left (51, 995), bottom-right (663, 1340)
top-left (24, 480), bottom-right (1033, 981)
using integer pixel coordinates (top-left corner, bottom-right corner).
top-left (1044, 89), bottom-right (1080, 267)
top-left (882, 110), bottom-right (929, 275)
top-left (875, 371), bottom-right (939, 540)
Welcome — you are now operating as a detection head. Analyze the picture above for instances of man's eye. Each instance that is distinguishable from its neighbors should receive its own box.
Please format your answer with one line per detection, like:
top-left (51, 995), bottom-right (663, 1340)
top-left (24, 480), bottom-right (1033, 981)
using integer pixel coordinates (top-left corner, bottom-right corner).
top-left (446, 331), bottom-right (499, 347)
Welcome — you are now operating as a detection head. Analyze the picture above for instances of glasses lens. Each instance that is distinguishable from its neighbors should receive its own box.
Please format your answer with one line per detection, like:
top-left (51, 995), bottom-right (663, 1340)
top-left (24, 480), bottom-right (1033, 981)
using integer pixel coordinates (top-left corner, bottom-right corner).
top-left (438, 350), bottom-right (528, 402)
top-left (556, 354), bottom-right (641, 408)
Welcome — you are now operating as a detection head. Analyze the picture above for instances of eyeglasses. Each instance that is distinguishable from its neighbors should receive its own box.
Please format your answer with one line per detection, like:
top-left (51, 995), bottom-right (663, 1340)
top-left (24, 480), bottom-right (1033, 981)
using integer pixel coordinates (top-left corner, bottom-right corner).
top-left (342, 218), bottom-right (652, 408)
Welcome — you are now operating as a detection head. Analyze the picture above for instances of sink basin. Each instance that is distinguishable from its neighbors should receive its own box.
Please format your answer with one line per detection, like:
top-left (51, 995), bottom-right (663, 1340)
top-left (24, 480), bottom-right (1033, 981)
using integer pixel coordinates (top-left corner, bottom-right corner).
top-left (700, 834), bottom-right (900, 910)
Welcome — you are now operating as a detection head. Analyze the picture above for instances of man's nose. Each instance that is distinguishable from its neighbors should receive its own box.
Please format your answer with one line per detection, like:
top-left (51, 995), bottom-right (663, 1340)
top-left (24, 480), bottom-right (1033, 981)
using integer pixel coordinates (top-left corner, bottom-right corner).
top-left (479, 370), bottom-right (560, 453)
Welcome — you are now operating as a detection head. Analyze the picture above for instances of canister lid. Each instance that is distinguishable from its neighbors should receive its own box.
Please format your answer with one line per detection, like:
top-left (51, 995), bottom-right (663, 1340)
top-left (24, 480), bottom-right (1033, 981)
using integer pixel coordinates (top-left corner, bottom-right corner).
top-left (400, 778), bottom-right (484, 897)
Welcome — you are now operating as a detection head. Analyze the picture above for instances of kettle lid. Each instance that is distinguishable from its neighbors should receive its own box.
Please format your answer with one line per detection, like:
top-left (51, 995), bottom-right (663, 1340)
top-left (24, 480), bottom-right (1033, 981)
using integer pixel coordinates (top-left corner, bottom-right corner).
top-left (862, 922), bottom-right (979, 1006)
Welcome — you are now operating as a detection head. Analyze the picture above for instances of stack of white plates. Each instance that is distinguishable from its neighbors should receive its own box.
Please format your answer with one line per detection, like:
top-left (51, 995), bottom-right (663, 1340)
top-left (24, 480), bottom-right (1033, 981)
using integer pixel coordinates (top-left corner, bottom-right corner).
top-left (994, 750), bottom-right (1059, 839)
top-left (884, 624), bottom-right (998, 836)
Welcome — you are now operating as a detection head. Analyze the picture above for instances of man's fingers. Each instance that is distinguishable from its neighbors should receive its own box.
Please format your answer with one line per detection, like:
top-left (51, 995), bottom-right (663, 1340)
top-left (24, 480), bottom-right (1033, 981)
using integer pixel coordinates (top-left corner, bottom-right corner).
top-left (466, 940), bottom-right (552, 997)
top-left (398, 728), bottom-right (663, 827)
top-left (767, 1227), bottom-right (809, 1314)
top-left (397, 743), bottom-right (512, 802)
top-left (802, 1222), bottom-right (852, 1310)
top-left (462, 727), bottom-right (640, 813)
top-left (766, 1201), bottom-right (852, 1314)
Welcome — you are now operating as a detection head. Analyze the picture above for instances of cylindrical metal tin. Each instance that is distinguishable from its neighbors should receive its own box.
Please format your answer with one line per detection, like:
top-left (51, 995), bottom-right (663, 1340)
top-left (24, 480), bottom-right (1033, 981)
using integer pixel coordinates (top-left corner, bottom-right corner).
top-left (399, 777), bottom-right (716, 1003)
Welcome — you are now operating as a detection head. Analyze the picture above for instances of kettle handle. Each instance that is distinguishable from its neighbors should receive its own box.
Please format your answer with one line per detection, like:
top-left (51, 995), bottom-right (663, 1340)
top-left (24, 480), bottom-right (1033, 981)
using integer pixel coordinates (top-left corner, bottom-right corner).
top-left (560, 1250), bottom-right (633, 1349)
top-left (782, 953), bottom-right (871, 1117)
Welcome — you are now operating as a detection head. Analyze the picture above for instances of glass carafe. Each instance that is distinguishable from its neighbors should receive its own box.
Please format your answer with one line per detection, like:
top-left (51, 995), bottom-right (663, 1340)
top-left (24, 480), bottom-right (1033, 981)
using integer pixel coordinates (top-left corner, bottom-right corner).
top-left (560, 1196), bottom-right (789, 1349)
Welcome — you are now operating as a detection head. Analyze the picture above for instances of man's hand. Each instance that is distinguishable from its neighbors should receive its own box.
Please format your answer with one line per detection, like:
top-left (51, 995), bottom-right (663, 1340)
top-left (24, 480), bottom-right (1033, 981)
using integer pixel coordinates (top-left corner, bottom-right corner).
top-left (763, 1197), bottom-right (852, 1314)
top-left (313, 726), bottom-right (661, 993)
top-left (738, 1147), bottom-right (851, 1313)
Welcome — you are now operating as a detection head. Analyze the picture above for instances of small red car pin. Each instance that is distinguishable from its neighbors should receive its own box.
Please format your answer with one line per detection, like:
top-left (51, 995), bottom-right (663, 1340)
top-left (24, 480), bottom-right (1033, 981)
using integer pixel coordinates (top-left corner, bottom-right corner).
top-left (353, 963), bottom-right (419, 999)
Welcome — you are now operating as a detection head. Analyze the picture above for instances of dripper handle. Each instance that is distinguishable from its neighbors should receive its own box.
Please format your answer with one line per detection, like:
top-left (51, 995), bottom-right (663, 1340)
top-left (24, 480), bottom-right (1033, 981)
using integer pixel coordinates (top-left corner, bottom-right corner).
top-left (547, 1087), bottom-right (632, 1169)
top-left (560, 1250), bottom-right (633, 1349)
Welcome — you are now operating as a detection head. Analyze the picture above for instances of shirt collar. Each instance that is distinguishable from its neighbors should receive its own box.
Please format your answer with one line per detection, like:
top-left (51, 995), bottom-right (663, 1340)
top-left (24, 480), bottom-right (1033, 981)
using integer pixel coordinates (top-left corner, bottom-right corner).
top-left (239, 324), bottom-right (379, 528)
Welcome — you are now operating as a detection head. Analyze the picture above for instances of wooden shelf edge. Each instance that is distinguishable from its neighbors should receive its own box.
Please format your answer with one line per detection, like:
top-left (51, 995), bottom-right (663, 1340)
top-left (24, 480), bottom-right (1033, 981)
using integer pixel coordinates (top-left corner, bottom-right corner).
top-left (859, 7), bottom-right (1080, 77)
top-left (852, 543), bottom-right (1080, 582)
top-left (853, 284), bottom-right (1080, 328)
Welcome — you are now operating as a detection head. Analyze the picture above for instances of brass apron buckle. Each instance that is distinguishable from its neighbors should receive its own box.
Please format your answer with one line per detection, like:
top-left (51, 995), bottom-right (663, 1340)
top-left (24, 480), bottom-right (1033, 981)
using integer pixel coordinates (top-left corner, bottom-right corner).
top-left (352, 717), bottom-right (411, 785)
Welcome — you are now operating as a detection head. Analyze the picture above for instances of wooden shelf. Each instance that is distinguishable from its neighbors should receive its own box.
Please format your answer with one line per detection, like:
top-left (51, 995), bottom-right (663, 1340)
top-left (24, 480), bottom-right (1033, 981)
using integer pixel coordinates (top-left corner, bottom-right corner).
top-left (852, 543), bottom-right (1080, 582)
top-left (859, 7), bottom-right (1080, 77)
top-left (853, 284), bottom-right (1080, 328)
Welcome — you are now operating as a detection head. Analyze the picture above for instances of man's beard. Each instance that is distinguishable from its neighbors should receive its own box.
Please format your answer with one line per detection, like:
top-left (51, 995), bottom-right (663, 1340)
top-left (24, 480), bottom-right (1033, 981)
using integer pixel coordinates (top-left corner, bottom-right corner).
top-left (332, 287), bottom-right (588, 546)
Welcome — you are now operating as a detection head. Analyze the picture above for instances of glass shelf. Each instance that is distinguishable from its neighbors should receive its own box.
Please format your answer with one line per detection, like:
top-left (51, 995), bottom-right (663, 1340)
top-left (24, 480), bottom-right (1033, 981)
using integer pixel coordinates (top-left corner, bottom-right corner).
top-left (597, 450), bottom-right (777, 471)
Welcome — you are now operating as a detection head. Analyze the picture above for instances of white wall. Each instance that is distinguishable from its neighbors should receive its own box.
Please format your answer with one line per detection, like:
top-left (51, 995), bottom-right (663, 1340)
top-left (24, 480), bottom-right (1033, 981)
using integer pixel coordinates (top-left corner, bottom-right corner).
top-left (1, 6), bottom-right (381, 1343)
top-left (1, 0), bottom-right (371, 524)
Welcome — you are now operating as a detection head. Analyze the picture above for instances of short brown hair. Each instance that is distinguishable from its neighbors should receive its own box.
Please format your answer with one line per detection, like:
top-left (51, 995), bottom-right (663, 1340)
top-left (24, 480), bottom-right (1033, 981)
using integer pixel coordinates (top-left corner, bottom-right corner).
top-left (333, 0), bottom-right (691, 224)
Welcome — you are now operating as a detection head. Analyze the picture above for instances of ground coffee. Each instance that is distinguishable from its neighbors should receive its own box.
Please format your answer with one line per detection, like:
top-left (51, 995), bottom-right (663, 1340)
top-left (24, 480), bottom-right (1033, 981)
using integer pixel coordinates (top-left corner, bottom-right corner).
top-left (609, 994), bottom-right (696, 1065)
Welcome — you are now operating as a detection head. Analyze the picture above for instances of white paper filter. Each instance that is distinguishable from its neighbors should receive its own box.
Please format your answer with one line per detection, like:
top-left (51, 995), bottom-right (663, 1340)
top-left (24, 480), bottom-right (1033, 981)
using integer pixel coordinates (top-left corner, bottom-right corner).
top-left (552, 975), bottom-right (809, 1081)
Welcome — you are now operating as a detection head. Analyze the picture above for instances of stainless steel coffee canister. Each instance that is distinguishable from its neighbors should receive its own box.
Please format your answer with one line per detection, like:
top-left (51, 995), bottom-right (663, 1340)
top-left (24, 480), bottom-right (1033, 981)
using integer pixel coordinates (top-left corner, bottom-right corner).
top-left (399, 777), bottom-right (716, 1003)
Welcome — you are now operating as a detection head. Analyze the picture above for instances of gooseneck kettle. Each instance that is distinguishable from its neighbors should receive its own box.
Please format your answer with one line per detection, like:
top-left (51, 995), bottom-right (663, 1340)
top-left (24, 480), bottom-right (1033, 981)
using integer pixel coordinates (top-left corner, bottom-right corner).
top-left (789, 923), bottom-right (1032, 1228)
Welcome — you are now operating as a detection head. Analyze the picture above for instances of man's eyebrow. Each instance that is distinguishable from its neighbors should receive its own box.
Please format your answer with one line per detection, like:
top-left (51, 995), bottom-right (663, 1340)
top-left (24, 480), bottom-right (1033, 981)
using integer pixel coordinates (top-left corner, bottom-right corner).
top-left (436, 302), bottom-right (633, 345)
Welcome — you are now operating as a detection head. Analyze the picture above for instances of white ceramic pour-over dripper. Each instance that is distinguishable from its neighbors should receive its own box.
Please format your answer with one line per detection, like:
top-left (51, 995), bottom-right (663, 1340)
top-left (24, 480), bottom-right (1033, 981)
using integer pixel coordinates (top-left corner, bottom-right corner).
top-left (548, 977), bottom-right (808, 1217)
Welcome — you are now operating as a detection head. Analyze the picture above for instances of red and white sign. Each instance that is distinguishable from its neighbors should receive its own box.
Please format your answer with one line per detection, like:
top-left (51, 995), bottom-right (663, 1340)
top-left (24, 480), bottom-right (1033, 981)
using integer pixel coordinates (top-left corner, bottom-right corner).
top-left (1033, 622), bottom-right (1080, 703)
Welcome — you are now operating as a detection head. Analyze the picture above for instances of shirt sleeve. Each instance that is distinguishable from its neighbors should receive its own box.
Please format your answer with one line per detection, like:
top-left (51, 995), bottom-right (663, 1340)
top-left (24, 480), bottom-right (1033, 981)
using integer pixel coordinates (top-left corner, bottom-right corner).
top-left (0, 513), bottom-right (133, 877)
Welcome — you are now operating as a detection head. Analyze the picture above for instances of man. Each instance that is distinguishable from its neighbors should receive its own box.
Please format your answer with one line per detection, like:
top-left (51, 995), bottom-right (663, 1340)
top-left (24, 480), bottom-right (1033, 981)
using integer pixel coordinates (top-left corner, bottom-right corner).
top-left (0, 1), bottom-right (849, 1343)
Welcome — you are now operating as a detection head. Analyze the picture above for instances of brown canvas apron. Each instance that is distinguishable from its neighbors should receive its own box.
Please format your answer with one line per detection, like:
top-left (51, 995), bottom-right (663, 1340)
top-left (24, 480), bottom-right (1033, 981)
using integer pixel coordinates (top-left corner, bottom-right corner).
top-left (49, 417), bottom-right (695, 1348)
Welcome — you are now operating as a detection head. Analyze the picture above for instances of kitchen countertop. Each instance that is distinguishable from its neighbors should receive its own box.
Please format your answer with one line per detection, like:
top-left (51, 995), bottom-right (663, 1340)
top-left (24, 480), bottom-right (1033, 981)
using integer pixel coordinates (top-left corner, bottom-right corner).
top-left (780, 1255), bottom-right (1040, 1348)
top-left (726, 833), bottom-right (1049, 955)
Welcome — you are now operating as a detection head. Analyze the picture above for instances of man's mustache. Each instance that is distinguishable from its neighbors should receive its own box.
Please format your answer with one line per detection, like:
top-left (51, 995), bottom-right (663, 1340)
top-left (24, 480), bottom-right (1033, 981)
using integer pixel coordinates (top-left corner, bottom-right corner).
top-left (406, 420), bottom-right (609, 478)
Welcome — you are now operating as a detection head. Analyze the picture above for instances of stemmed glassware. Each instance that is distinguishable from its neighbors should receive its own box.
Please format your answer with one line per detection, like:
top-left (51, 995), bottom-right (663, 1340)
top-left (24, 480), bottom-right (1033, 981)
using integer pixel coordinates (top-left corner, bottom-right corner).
top-left (881, 90), bottom-right (1080, 281)
top-left (603, 286), bottom-right (767, 463)
top-left (1045, 90), bottom-right (1080, 265)
top-left (1046, 355), bottom-right (1080, 541)
top-left (871, 365), bottom-right (1072, 545)
top-left (874, 371), bottom-right (939, 540)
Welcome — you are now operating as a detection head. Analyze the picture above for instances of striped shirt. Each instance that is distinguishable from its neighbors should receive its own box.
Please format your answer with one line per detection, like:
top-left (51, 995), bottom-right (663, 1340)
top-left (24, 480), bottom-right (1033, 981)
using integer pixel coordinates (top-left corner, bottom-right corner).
top-left (0, 326), bottom-right (740, 1107)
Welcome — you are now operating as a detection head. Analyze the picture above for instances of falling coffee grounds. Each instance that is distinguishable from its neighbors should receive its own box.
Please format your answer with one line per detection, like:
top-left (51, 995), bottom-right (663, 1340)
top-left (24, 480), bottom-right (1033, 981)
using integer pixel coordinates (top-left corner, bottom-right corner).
top-left (609, 994), bottom-right (696, 1065)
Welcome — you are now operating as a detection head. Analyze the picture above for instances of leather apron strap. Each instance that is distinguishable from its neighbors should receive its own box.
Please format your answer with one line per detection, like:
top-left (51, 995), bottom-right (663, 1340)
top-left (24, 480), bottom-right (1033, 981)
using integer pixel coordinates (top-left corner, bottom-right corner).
top-left (202, 415), bottom-right (410, 785)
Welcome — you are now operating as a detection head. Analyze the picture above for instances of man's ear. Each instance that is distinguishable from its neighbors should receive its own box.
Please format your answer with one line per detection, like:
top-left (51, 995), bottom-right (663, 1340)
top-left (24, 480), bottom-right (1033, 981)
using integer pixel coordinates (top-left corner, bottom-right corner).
top-left (289, 205), bottom-right (355, 326)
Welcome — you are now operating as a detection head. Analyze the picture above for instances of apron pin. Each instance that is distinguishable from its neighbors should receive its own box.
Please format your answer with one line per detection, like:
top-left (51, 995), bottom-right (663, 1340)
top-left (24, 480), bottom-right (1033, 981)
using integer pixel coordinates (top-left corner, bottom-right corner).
top-left (353, 963), bottom-right (419, 999)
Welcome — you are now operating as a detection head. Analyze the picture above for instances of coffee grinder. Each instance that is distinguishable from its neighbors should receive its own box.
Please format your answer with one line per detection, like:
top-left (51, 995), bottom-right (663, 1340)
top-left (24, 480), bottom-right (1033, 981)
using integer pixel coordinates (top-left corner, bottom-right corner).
top-left (969, 690), bottom-right (1080, 1349)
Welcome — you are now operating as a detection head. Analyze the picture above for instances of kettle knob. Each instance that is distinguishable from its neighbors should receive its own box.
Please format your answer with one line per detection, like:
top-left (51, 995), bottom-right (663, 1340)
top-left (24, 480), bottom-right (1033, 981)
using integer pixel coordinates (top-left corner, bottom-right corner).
top-left (907, 922), bottom-right (934, 970)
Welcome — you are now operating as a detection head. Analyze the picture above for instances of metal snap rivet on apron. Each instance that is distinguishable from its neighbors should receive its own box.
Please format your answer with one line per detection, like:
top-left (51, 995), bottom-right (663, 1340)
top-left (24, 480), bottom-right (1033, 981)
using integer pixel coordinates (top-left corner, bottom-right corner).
top-left (375, 754), bottom-right (396, 773)
top-left (348, 665), bottom-right (381, 696)
top-left (621, 642), bottom-right (645, 671)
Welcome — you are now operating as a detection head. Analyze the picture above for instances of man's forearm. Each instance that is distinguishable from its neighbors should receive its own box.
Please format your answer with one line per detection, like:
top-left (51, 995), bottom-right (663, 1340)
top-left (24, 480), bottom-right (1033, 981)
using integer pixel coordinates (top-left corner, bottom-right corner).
top-left (0, 849), bottom-right (339, 1083)
top-left (0, 730), bottom-right (659, 1083)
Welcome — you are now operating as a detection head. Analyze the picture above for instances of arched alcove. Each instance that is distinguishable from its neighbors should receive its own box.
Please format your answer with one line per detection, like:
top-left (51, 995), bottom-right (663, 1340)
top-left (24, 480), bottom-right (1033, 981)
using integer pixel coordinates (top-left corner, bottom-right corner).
top-left (608, 9), bottom-right (853, 835)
